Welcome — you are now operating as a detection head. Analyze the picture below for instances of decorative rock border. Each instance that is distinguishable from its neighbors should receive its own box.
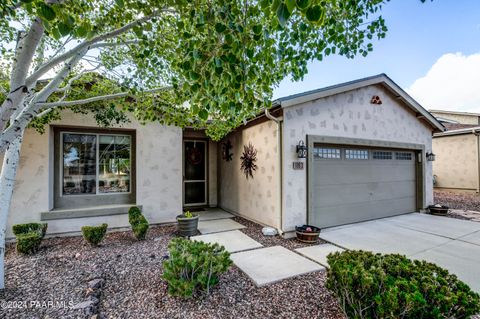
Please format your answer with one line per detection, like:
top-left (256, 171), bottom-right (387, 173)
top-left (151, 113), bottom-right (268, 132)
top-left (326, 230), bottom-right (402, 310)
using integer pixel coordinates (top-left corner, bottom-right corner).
top-left (72, 273), bottom-right (105, 317)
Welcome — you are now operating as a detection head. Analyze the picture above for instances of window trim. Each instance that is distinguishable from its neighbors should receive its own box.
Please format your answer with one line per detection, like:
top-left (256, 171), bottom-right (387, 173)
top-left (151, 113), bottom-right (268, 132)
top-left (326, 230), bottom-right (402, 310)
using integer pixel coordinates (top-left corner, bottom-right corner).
top-left (60, 131), bottom-right (133, 197)
top-left (53, 126), bottom-right (136, 210)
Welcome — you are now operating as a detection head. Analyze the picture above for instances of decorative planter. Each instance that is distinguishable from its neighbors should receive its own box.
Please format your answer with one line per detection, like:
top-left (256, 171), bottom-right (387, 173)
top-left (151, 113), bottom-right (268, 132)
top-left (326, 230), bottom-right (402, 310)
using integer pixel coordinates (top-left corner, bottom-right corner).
top-left (295, 225), bottom-right (321, 244)
top-left (428, 205), bottom-right (449, 216)
top-left (176, 214), bottom-right (199, 237)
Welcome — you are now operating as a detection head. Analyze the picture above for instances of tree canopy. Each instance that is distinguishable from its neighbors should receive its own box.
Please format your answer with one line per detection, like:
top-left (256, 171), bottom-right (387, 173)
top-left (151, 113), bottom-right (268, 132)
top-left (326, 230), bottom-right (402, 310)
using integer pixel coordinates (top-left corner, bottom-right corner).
top-left (0, 0), bottom-right (389, 141)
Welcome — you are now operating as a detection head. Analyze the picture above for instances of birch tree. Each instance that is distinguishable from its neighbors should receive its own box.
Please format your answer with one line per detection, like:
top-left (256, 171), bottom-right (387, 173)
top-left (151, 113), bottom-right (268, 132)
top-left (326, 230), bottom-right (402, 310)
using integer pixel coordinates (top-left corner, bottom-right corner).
top-left (0, 0), bottom-right (392, 289)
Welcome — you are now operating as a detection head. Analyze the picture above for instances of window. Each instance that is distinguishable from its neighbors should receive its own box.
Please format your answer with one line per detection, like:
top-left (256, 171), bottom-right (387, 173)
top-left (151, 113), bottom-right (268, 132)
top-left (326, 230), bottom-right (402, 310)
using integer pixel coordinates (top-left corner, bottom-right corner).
top-left (314, 147), bottom-right (341, 159)
top-left (345, 149), bottom-right (369, 160)
top-left (372, 151), bottom-right (393, 160)
top-left (395, 152), bottom-right (412, 160)
top-left (62, 132), bottom-right (131, 196)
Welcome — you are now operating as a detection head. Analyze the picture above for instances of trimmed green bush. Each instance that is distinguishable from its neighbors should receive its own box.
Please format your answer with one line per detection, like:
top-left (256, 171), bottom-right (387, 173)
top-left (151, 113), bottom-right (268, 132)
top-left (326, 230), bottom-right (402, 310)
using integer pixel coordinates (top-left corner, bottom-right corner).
top-left (128, 206), bottom-right (149, 240)
top-left (12, 222), bottom-right (48, 238)
top-left (13, 222), bottom-right (48, 255)
top-left (326, 250), bottom-right (480, 319)
top-left (81, 223), bottom-right (108, 246)
top-left (163, 238), bottom-right (232, 298)
top-left (128, 206), bottom-right (143, 224)
top-left (16, 232), bottom-right (43, 255)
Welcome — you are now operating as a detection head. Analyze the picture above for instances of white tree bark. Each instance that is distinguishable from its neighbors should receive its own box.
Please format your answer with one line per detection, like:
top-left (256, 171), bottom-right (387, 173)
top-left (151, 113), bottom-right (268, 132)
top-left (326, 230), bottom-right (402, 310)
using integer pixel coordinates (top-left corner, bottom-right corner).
top-left (0, 131), bottom-right (23, 290)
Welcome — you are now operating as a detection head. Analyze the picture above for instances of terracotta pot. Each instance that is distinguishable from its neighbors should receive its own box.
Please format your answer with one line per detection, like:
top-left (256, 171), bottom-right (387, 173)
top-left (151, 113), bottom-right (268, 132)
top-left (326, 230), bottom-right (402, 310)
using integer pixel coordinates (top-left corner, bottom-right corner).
top-left (295, 225), bottom-right (321, 244)
top-left (176, 214), bottom-right (199, 237)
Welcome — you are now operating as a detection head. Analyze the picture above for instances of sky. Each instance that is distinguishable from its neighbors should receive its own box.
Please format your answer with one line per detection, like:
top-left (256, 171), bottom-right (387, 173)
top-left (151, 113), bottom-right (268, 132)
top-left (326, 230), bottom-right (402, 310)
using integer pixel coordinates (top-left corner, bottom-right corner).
top-left (273, 0), bottom-right (480, 113)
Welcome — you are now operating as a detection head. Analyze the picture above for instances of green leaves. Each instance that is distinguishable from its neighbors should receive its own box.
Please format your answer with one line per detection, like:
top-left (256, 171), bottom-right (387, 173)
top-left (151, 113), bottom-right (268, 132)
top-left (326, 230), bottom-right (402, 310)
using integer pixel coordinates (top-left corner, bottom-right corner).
top-left (276, 3), bottom-right (291, 27)
top-left (305, 5), bottom-right (323, 23)
top-left (37, 3), bottom-right (56, 21)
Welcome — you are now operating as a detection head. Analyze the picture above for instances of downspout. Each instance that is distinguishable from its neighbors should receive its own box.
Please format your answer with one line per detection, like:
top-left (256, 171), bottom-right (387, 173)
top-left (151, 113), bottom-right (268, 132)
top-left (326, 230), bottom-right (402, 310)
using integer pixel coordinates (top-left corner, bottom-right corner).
top-left (474, 129), bottom-right (480, 193)
top-left (265, 108), bottom-right (283, 234)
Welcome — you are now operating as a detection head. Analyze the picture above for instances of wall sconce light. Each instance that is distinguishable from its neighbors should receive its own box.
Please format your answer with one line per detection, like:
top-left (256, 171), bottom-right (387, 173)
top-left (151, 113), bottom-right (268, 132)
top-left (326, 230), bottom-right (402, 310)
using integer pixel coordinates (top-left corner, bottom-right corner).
top-left (426, 152), bottom-right (436, 161)
top-left (296, 140), bottom-right (308, 158)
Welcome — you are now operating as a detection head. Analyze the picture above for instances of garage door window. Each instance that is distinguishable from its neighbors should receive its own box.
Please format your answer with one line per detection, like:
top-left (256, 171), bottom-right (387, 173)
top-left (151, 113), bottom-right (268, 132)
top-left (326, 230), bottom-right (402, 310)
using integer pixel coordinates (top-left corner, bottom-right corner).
top-left (314, 147), bottom-right (341, 159)
top-left (372, 151), bottom-right (393, 160)
top-left (345, 149), bottom-right (369, 160)
top-left (395, 152), bottom-right (412, 160)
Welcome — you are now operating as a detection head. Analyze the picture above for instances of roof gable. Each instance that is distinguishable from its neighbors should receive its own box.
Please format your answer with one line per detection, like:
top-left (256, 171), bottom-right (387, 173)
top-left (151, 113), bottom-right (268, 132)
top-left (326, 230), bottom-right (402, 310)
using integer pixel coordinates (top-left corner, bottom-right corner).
top-left (273, 74), bottom-right (445, 132)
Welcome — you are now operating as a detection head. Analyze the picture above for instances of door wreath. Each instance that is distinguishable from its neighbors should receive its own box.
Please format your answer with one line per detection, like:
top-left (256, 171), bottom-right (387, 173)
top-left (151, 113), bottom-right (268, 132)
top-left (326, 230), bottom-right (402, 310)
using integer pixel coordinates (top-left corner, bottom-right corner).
top-left (187, 146), bottom-right (203, 165)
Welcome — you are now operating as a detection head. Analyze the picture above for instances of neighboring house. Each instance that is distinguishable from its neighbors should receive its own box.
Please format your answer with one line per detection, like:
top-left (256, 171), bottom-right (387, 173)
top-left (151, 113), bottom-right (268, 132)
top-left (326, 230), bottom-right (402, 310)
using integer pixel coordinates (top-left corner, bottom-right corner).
top-left (3, 74), bottom-right (443, 238)
top-left (431, 110), bottom-right (480, 192)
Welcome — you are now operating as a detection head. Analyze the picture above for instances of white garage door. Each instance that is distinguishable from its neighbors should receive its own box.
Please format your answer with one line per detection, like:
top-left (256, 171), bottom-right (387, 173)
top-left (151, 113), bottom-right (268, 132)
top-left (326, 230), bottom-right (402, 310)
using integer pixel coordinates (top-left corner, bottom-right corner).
top-left (309, 145), bottom-right (417, 228)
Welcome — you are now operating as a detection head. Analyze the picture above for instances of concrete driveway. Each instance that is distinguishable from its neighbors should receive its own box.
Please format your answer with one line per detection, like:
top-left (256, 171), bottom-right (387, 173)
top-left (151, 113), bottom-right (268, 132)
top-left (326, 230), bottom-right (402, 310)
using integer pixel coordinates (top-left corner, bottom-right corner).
top-left (319, 213), bottom-right (480, 292)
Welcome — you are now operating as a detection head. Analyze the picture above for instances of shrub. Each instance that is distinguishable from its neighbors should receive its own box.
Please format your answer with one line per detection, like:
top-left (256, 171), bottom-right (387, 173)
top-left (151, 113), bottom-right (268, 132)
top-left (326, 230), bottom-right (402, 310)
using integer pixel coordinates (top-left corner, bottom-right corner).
top-left (128, 206), bottom-right (143, 224)
top-left (128, 206), bottom-right (149, 240)
top-left (13, 222), bottom-right (48, 255)
top-left (16, 232), bottom-right (42, 255)
top-left (12, 222), bottom-right (48, 238)
top-left (81, 223), bottom-right (108, 246)
top-left (326, 250), bottom-right (480, 319)
top-left (163, 238), bottom-right (232, 298)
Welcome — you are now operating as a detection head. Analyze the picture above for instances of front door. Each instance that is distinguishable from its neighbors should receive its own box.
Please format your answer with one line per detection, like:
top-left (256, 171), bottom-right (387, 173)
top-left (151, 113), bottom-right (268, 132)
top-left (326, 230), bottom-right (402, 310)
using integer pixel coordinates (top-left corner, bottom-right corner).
top-left (183, 140), bottom-right (207, 206)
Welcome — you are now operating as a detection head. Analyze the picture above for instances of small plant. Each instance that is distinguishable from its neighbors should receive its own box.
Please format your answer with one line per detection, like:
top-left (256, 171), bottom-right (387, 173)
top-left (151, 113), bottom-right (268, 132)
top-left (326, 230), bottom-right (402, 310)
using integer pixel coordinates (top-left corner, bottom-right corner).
top-left (12, 222), bottom-right (48, 238)
top-left (183, 210), bottom-right (194, 218)
top-left (128, 206), bottom-right (149, 240)
top-left (163, 238), bottom-right (232, 298)
top-left (326, 250), bottom-right (480, 319)
top-left (12, 222), bottom-right (48, 255)
top-left (16, 232), bottom-right (43, 255)
top-left (81, 223), bottom-right (108, 246)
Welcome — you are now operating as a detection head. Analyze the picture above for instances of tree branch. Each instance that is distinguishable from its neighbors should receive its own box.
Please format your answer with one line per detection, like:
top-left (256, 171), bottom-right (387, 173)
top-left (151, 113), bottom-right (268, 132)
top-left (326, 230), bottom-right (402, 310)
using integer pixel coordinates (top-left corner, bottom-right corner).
top-left (26, 9), bottom-right (170, 87)
top-left (37, 86), bottom-right (173, 108)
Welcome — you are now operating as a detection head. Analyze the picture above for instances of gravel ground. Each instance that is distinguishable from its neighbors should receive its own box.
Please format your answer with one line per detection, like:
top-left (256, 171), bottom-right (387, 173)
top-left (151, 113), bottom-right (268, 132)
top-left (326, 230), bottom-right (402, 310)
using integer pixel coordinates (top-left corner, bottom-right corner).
top-left (2, 217), bottom-right (344, 319)
top-left (434, 190), bottom-right (480, 221)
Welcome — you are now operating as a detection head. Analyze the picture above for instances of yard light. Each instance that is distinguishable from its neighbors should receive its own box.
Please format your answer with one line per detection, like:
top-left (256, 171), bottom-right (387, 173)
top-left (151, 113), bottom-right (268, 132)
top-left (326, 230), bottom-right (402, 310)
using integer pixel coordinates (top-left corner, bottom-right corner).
top-left (426, 152), bottom-right (436, 161)
top-left (296, 140), bottom-right (308, 159)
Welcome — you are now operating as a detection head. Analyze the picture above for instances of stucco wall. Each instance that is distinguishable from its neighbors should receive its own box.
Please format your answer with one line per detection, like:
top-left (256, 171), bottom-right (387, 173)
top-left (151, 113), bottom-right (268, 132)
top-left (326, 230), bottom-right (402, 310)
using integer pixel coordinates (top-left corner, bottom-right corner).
top-left (218, 120), bottom-right (280, 228)
top-left (433, 134), bottom-right (479, 191)
top-left (4, 110), bottom-right (182, 238)
top-left (430, 112), bottom-right (480, 125)
top-left (282, 84), bottom-right (435, 231)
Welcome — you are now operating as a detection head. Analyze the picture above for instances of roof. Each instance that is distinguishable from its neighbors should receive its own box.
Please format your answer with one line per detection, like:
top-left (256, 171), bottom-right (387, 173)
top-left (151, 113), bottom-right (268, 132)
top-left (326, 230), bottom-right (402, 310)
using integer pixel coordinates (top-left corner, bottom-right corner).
top-left (272, 74), bottom-right (445, 132)
top-left (429, 109), bottom-right (480, 117)
top-left (434, 126), bottom-right (480, 137)
top-left (441, 123), bottom-right (478, 131)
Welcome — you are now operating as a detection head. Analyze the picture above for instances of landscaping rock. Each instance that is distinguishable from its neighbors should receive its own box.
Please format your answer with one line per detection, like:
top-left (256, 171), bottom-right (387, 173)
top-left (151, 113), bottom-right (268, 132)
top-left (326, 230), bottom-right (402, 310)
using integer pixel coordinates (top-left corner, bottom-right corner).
top-left (88, 278), bottom-right (104, 289)
top-left (261, 227), bottom-right (278, 236)
top-left (3, 218), bottom-right (343, 319)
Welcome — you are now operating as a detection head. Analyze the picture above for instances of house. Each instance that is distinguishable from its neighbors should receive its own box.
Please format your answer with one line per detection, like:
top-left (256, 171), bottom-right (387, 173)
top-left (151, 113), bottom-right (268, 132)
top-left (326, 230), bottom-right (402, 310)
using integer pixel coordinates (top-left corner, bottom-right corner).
top-left (430, 110), bottom-right (480, 192)
top-left (4, 74), bottom-right (444, 238)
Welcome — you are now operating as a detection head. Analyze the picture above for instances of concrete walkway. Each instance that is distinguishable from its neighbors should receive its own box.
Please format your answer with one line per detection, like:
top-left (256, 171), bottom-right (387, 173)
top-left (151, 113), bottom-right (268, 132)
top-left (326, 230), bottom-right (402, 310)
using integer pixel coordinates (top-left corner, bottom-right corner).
top-left (194, 209), bottom-right (325, 286)
top-left (319, 213), bottom-right (480, 292)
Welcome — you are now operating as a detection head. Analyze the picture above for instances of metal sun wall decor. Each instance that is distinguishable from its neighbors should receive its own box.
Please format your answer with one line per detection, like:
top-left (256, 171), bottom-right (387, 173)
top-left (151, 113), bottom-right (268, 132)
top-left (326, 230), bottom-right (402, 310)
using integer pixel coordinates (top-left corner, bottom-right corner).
top-left (240, 142), bottom-right (258, 179)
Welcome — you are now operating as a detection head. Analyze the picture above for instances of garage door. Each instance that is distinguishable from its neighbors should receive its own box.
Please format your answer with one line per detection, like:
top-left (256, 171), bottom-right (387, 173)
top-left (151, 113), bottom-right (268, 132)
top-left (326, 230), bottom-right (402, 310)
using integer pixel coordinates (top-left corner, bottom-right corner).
top-left (309, 145), bottom-right (417, 228)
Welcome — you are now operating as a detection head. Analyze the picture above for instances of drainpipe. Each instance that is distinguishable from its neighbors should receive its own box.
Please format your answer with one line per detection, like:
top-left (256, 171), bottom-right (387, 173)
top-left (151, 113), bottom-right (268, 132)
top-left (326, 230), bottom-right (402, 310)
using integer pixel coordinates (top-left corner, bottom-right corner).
top-left (474, 129), bottom-right (480, 193)
top-left (265, 109), bottom-right (283, 235)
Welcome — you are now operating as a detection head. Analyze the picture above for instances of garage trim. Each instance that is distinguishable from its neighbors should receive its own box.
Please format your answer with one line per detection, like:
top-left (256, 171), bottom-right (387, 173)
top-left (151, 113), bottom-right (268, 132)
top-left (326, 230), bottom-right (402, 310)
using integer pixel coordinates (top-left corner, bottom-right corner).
top-left (306, 135), bottom-right (426, 226)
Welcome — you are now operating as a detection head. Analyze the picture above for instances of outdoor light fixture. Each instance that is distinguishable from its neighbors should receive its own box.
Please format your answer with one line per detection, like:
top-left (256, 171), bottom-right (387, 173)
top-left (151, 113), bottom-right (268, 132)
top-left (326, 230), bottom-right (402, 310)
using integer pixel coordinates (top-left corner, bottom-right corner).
top-left (296, 140), bottom-right (308, 158)
top-left (426, 152), bottom-right (436, 161)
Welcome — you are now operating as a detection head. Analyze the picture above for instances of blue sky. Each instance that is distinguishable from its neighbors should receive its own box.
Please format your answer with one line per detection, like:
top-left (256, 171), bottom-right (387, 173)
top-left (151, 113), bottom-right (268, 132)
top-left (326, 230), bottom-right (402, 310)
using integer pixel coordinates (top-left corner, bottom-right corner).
top-left (273, 0), bottom-right (480, 112)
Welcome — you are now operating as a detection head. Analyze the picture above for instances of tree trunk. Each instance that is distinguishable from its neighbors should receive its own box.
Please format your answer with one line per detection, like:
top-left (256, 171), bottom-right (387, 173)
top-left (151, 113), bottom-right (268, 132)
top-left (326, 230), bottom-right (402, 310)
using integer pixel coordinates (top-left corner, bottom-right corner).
top-left (0, 130), bottom-right (23, 290)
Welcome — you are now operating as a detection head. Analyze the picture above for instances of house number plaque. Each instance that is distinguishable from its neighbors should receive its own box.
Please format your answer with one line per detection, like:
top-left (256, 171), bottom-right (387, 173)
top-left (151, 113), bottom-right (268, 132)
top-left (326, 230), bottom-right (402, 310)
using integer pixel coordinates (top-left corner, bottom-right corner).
top-left (292, 162), bottom-right (304, 170)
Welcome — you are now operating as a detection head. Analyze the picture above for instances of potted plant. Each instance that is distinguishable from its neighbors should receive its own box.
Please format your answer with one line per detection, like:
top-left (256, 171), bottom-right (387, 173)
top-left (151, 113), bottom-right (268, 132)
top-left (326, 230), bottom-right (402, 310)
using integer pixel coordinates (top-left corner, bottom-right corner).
top-left (176, 210), bottom-right (199, 237)
top-left (295, 225), bottom-right (321, 243)
top-left (428, 205), bottom-right (449, 216)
